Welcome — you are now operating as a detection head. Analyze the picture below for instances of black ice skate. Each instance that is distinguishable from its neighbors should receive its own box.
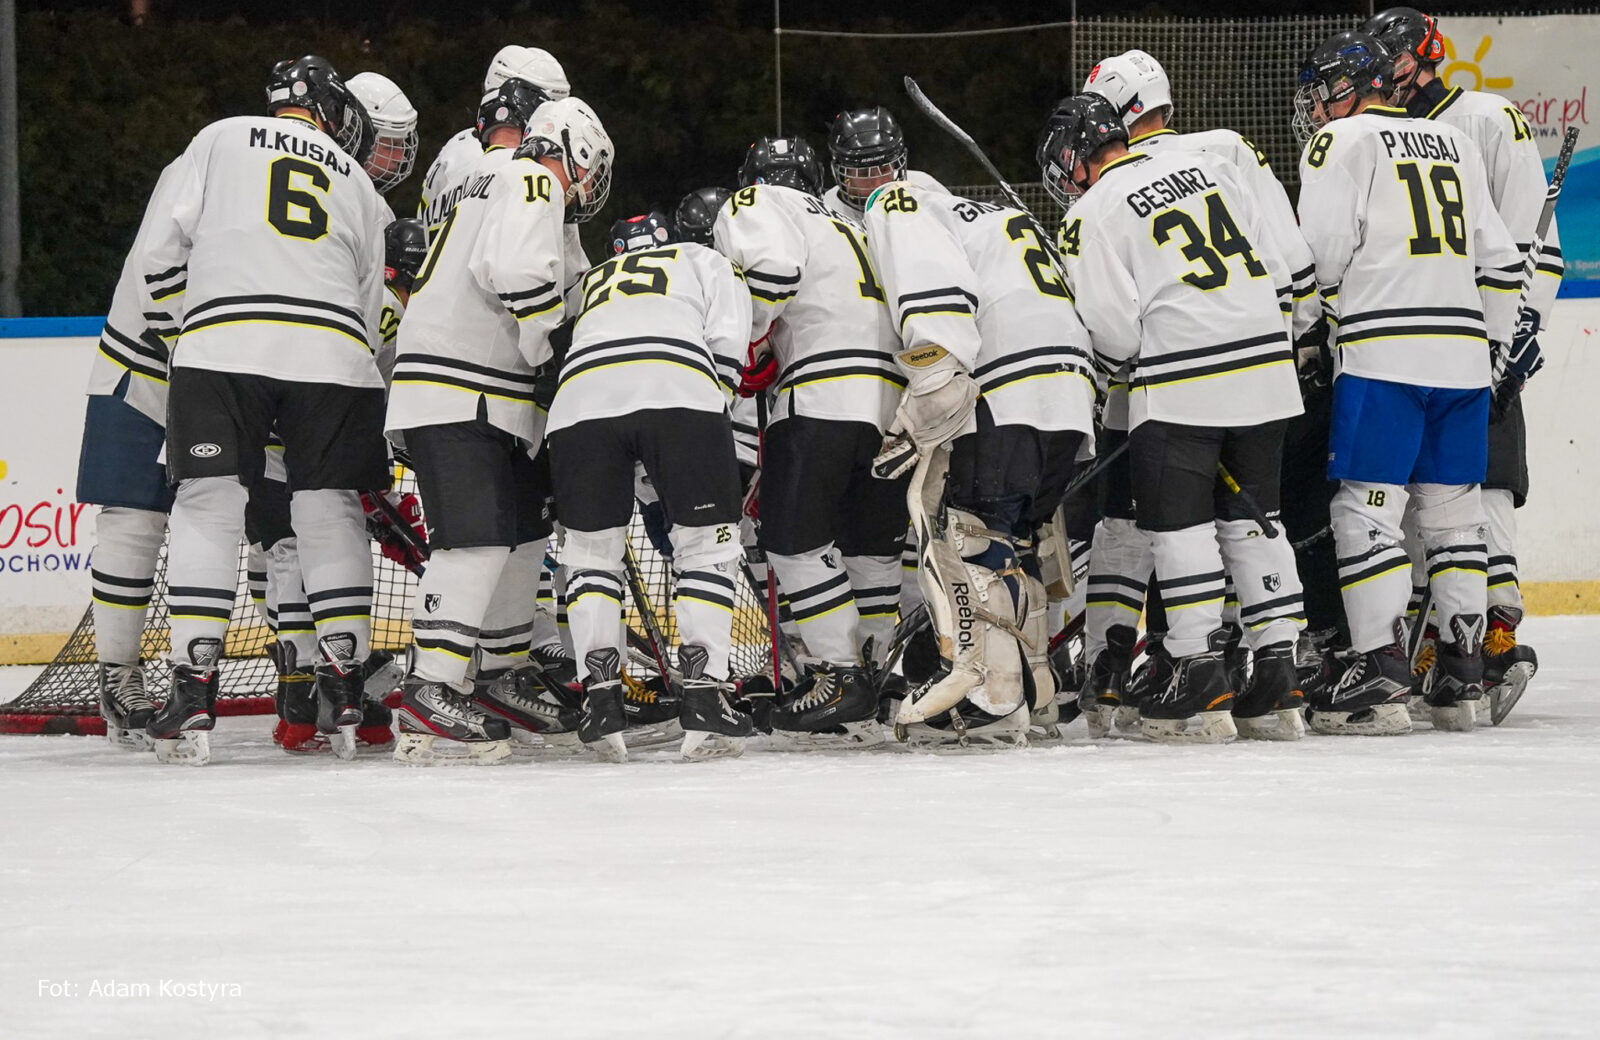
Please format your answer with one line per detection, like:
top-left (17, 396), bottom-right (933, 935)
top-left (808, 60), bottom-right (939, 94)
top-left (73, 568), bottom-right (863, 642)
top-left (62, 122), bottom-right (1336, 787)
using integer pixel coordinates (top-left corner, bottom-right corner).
top-left (621, 671), bottom-right (683, 748)
top-left (530, 642), bottom-right (579, 688)
top-left (98, 662), bottom-right (154, 750)
top-left (579, 647), bottom-right (629, 762)
top-left (1308, 625), bottom-right (1413, 736)
top-left (314, 634), bottom-right (366, 761)
top-left (148, 638), bottom-right (222, 766)
top-left (678, 643), bottom-right (754, 760)
top-left (1079, 624), bottom-right (1136, 739)
top-left (1140, 631), bottom-right (1237, 745)
top-left (393, 676), bottom-right (512, 766)
top-left (1232, 644), bottom-right (1304, 741)
top-left (473, 665), bottom-right (585, 755)
top-left (898, 695), bottom-right (1030, 751)
top-left (269, 641), bottom-right (326, 755)
top-left (1120, 635), bottom-right (1164, 735)
top-left (1483, 605), bottom-right (1537, 726)
top-left (769, 664), bottom-right (883, 750)
top-left (1424, 615), bottom-right (1486, 732)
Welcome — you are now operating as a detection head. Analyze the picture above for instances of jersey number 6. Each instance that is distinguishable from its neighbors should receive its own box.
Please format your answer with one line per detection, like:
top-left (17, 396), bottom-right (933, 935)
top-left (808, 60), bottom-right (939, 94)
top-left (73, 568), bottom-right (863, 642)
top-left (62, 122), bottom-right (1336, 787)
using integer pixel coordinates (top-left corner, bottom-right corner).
top-left (266, 157), bottom-right (331, 241)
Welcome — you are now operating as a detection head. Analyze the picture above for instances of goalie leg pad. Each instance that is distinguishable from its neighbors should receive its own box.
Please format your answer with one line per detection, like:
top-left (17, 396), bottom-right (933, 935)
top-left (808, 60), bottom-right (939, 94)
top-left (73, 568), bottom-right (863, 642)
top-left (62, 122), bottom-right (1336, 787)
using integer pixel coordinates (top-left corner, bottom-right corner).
top-left (165, 476), bottom-right (248, 663)
top-left (90, 506), bottom-right (167, 666)
top-left (291, 488), bottom-right (373, 662)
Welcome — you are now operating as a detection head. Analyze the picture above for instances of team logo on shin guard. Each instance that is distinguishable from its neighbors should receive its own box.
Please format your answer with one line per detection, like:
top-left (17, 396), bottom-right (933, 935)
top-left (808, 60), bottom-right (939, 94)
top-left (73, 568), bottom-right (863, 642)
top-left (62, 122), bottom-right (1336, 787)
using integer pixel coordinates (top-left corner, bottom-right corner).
top-left (424, 594), bottom-right (441, 613)
top-left (1262, 573), bottom-right (1282, 593)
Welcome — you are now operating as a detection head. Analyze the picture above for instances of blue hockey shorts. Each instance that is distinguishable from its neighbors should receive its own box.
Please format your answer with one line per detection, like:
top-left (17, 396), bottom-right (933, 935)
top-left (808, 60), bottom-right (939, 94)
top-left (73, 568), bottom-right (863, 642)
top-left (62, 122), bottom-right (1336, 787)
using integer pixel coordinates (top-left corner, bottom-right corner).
top-left (1326, 373), bottom-right (1488, 486)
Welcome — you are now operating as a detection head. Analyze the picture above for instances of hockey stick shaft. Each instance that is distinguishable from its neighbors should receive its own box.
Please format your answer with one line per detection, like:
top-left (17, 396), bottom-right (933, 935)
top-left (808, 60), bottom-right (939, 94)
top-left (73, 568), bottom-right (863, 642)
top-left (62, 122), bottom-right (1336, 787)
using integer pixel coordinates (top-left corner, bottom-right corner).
top-left (369, 490), bottom-right (428, 578)
top-left (1217, 463), bottom-right (1280, 539)
top-left (623, 539), bottom-right (677, 691)
top-left (1493, 125), bottom-right (1580, 389)
top-left (753, 392), bottom-right (786, 690)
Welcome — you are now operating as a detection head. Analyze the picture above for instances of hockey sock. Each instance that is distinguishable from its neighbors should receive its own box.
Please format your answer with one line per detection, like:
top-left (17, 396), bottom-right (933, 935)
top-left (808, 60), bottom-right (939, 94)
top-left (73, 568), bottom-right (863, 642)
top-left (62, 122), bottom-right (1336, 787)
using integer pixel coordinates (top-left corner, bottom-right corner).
top-left (1482, 488), bottom-right (1521, 615)
top-left (1062, 537), bottom-right (1091, 629)
top-left (478, 539), bottom-right (541, 672)
top-left (1086, 517), bottom-right (1153, 663)
top-left (1217, 516), bottom-right (1307, 652)
top-left (165, 477), bottom-right (248, 664)
top-left (90, 506), bottom-right (167, 666)
top-left (1400, 503), bottom-right (1430, 628)
top-left (268, 536), bottom-right (315, 665)
top-left (566, 568), bottom-right (625, 682)
top-left (1331, 480), bottom-right (1412, 653)
top-left (292, 489), bottom-right (373, 662)
top-left (674, 562), bottom-right (739, 681)
top-left (247, 544), bottom-right (270, 633)
top-left (411, 544), bottom-right (512, 684)
top-left (844, 553), bottom-right (900, 666)
top-left (1147, 523), bottom-right (1227, 659)
top-left (531, 551), bottom-right (563, 652)
top-left (768, 546), bottom-right (860, 665)
top-left (1412, 482), bottom-right (1489, 647)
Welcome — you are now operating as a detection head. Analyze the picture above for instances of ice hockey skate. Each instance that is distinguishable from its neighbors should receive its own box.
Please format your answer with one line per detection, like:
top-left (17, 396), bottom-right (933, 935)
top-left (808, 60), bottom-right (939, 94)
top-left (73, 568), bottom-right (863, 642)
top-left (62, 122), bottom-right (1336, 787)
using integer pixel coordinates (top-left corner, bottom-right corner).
top-left (579, 647), bottom-right (629, 762)
top-left (531, 641), bottom-right (579, 688)
top-left (1308, 638), bottom-right (1413, 736)
top-left (268, 641), bottom-right (326, 754)
top-left (1232, 644), bottom-right (1305, 741)
top-left (393, 676), bottom-right (512, 766)
top-left (355, 649), bottom-right (402, 749)
top-left (768, 664), bottom-right (884, 750)
top-left (473, 664), bottom-right (585, 755)
top-left (1424, 616), bottom-right (1486, 732)
top-left (678, 644), bottom-right (754, 760)
top-left (1483, 606), bottom-right (1538, 726)
top-left (314, 634), bottom-right (367, 761)
top-left (620, 670), bottom-right (684, 749)
top-left (897, 695), bottom-right (1030, 752)
top-left (1079, 624), bottom-right (1137, 739)
top-left (1139, 632), bottom-right (1238, 745)
top-left (97, 662), bottom-right (153, 751)
top-left (148, 638), bottom-right (222, 766)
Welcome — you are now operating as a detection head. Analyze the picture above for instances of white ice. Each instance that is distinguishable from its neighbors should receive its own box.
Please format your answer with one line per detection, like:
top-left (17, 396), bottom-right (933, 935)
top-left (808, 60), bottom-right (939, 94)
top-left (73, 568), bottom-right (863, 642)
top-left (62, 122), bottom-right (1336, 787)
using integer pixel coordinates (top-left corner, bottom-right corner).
top-left (2, 616), bottom-right (1597, 1040)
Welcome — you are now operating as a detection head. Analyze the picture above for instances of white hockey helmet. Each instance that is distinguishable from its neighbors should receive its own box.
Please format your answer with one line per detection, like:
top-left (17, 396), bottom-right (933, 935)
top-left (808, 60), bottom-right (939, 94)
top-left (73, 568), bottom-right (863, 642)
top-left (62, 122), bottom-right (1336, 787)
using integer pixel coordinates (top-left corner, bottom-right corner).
top-left (520, 96), bottom-right (614, 224)
top-left (1082, 49), bottom-right (1174, 131)
top-left (347, 72), bottom-right (419, 193)
top-left (483, 45), bottom-right (571, 99)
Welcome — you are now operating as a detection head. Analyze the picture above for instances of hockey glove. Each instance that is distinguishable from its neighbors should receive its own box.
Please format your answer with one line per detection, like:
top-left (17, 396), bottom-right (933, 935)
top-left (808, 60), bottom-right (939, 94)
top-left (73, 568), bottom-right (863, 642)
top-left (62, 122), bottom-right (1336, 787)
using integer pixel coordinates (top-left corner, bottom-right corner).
top-left (738, 336), bottom-right (780, 397)
top-left (1294, 317), bottom-right (1334, 400)
top-left (361, 491), bottom-right (428, 574)
top-left (1493, 309), bottom-right (1544, 419)
top-left (892, 344), bottom-right (979, 453)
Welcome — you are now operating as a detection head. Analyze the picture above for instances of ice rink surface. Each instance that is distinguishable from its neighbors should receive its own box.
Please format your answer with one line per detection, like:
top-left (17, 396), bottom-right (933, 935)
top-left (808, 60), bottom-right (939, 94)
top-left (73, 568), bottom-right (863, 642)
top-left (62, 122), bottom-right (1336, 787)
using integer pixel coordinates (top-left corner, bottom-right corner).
top-left (2, 617), bottom-right (1597, 1039)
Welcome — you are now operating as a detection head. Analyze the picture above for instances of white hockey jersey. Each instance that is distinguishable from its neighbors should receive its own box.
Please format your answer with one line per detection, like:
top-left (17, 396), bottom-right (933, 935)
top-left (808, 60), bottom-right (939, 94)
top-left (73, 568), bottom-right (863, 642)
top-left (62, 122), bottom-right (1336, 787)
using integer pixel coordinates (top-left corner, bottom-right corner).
top-left (419, 126), bottom-right (592, 289)
top-left (1061, 149), bottom-right (1301, 430)
top-left (386, 146), bottom-right (567, 446)
top-left (86, 160), bottom-right (186, 425)
top-left (862, 182), bottom-right (1096, 438)
top-left (1410, 82), bottom-right (1564, 325)
top-left (547, 243), bottom-right (751, 435)
top-left (136, 114), bottom-right (390, 389)
top-left (1125, 127), bottom-right (1319, 339)
top-left (375, 284), bottom-right (406, 386)
top-left (1298, 106), bottom-right (1522, 390)
top-left (822, 169), bottom-right (947, 222)
top-left (713, 184), bottom-right (901, 431)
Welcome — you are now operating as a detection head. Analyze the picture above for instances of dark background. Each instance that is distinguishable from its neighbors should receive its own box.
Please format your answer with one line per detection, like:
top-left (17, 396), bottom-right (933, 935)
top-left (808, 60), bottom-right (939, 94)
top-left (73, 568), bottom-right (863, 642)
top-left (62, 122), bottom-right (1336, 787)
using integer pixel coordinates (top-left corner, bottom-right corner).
top-left (12, 0), bottom-right (1564, 313)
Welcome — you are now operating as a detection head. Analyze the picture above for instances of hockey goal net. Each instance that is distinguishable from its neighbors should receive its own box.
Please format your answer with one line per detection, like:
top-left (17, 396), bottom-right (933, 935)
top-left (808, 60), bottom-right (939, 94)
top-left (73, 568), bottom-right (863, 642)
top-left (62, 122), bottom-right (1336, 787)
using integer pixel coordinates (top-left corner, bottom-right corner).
top-left (0, 476), bottom-right (776, 736)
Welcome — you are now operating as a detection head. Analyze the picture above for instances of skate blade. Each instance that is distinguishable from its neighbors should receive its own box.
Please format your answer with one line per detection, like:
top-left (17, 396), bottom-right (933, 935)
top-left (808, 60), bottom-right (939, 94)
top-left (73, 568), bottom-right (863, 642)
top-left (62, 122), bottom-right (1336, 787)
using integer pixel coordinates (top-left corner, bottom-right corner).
top-left (105, 725), bottom-right (152, 752)
top-left (392, 732), bottom-right (512, 766)
top-left (622, 720), bottom-right (685, 749)
top-left (900, 717), bottom-right (1029, 753)
top-left (1489, 663), bottom-right (1535, 726)
top-left (509, 729), bottom-right (587, 757)
top-left (767, 720), bottom-right (886, 751)
top-left (1308, 702), bottom-right (1412, 736)
top-left (1083, 704), bottom-right (1117, 740)
top-left (153, 731), bottom-right (210, 766)
top-left (1235, 707), bottom-right (1306, 742)
top-left (329, 724), bottom-right (359, 761)
top-left (583, 731), bottom-right (628, 763)
top-left (1142, 710), bottom-right (1238, 745)
top-left (1429, 700), bottom-right (1479, 732)
top-left (680, 730), bottom-right (745, 761)
top-left (1113, 706), bottom-right (1143, 735)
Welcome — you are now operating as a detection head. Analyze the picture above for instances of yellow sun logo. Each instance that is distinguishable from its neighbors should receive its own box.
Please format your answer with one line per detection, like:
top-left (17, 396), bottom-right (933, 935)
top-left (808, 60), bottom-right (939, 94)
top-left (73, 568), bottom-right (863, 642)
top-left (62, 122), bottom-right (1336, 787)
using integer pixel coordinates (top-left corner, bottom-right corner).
top-left (1438, 33), bottom-right (1515, 92)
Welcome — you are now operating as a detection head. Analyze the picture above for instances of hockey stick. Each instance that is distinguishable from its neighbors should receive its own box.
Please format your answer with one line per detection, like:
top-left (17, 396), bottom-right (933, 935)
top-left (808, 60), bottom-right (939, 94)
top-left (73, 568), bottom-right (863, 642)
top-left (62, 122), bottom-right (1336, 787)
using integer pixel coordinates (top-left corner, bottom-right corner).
top-left (1492, 125), bottom-right (1579, 391)
top-left (903, 76), bottom-right (1064, 268)
top-left (622, 538), bottom-right (679, 695)
top-left (1216, 463), bottom-right (1280, 539)
top-left (1405, 583), bottom-right (1434, 670)
top-left (368, 491), bottom-right (428, 578)
top-left (750, 392), bottom-right (788, 692)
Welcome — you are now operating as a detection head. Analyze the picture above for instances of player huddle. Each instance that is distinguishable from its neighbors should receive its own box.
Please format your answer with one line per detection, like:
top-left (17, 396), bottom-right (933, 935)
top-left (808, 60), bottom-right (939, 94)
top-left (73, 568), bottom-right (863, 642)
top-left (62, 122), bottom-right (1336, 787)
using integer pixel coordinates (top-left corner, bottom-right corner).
top-left (76, 7), bottom-right (1560, 766)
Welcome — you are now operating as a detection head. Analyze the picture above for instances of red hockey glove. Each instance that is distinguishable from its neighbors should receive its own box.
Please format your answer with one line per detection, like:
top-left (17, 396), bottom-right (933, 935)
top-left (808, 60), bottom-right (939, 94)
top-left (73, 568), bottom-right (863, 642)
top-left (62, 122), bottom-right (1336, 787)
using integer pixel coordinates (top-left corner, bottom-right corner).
top-left (737, 336), bottom-right (779, 397)
top-left (361, 491), bottom-right (428, 573)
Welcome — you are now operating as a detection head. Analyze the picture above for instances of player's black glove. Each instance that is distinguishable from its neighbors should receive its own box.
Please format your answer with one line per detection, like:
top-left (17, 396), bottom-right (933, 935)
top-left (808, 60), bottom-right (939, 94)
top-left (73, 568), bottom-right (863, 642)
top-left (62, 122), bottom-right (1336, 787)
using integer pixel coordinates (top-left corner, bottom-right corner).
top-left (1492, 308), bottom-right (1543, 421)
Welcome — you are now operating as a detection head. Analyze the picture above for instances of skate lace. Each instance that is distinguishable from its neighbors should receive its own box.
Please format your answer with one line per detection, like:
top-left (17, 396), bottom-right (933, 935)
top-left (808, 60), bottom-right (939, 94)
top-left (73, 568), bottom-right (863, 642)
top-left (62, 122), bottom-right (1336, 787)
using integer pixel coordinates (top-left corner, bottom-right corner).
top-left (1484, 627), bottom-right (1517, 657)
top-left (794, 669), bottom-right (839, 711)
top-left (108, 665), bottom-right (153, 711)
top-left (623, 672), bottom-right (656, 705)
top-left (492, 673), bottom-right (560, 716)
top-left (1412, 644), bottom-right (1436, 678)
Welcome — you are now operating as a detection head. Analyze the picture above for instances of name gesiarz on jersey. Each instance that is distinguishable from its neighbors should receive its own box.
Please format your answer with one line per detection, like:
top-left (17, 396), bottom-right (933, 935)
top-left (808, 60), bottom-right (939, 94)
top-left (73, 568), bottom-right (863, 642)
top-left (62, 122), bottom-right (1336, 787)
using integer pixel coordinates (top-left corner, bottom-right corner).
top-left (1377, 129), bottom-right (1462, 164)
top-left (1124, 166), bottom-right (1219, 218)
top-left (247, 126), bottom-right (353, 178)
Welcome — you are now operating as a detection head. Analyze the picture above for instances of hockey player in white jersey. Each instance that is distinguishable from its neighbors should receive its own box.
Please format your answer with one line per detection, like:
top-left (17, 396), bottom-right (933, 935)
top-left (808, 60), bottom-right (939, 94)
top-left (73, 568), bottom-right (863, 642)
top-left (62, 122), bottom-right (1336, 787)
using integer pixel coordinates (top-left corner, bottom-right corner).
top-left (384, 96), bottom-right (612, 764)
top-left (1368, 6), bottom-right (1560, 720)
top-left (1075, 48), bottom-right (1321, 737)
top-left (822, 106), bottom-right (946, 220)
top-left (1294, 30), bottom-right (1522, 733)
top-left (864, 178), bottom-right (1097, 749)
top-left (347, 72), bottom-right (419, 199)
top-left (547, 213), bottom-right (756, 763)
top-left (1040, 92), bottom-right (1307, 744)
top-left (713, 136), bottom-right (907, 747)
top-left (131, 56), bottom-right (390, 765)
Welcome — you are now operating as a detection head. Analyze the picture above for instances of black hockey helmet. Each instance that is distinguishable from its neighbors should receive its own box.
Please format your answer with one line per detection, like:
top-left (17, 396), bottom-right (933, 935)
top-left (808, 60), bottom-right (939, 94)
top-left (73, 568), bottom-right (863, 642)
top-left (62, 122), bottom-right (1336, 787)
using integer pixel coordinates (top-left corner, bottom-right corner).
top-left (267, 56), bottom-right (374, 164)
top-left (1036, 92), bottom-right (1128, 209)
top-left (673, 186), bottom-right (731, 246)
top-left (1294, 30), bottom-right (1395, 142)
top-left (383, 217), bottom-right (429, 292)
top-left (1364, 7), bottom-right (1445, 96)
top-left (608, 212), bottom-right (674, 255)
top-left (828, 107), bottom-right (909, 207)
top-left (738, 136), bottom-right (825, 196)
top-left (476, 77), bottom-right (552, 146)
